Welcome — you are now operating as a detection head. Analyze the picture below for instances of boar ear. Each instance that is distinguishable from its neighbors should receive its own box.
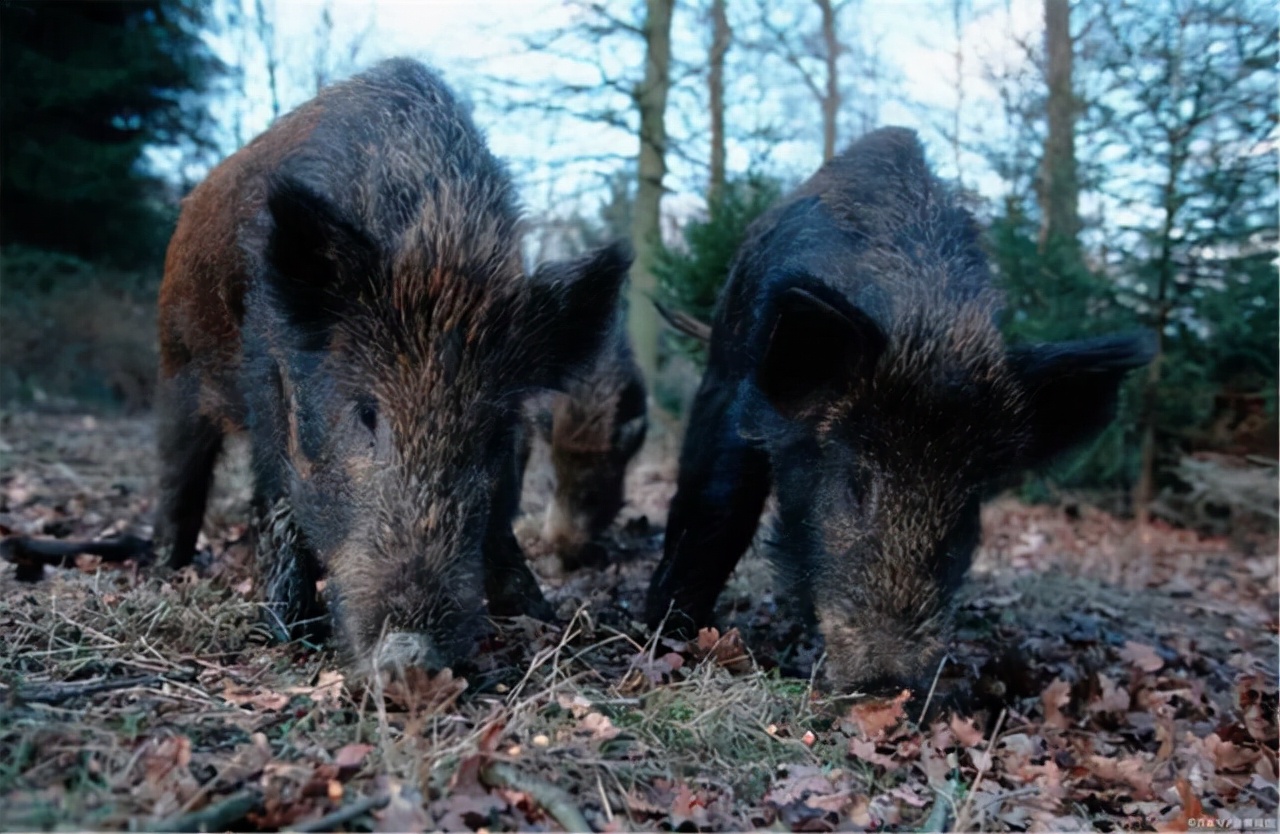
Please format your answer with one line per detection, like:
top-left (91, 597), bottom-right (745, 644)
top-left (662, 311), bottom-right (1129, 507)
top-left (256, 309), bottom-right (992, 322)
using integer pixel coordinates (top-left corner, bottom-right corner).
top-left (1010, 332), bottom-right (1154, 465)
top-left (527, 240), bottom-right (632, 386)
top-left (758, 285), bottom-right (887, 419)
top-left (261, 175), bottom-right (378, 339)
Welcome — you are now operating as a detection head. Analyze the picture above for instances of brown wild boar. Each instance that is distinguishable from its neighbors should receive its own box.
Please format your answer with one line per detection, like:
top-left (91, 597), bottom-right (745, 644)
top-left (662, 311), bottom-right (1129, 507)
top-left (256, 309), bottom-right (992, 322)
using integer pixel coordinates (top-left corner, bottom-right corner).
top-left (646, 128), bottom-right (1151, 695)
top-left (522, 314), bottom-right (647, 568)
top-left (155, 59), bottom-right (630, 675)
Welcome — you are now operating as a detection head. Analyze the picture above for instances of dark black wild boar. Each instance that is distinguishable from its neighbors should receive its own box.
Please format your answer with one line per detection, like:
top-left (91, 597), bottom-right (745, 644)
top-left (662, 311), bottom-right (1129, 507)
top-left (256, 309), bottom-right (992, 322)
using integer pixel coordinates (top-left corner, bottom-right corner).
top-left (155, 59), bottom-right (630, 676)
top-left (646, 128), bottom-right (1151, 695)
top-left (522, 314), bottom-right (647, 568)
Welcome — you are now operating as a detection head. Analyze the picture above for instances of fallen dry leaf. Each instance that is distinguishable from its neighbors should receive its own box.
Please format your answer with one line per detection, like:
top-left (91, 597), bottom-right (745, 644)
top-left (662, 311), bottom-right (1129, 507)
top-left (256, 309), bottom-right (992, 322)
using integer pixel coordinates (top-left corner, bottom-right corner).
top-left (379, 667), bottom-right (467, 713)
top-left (950, 714), bottom-right (985, 747)
top-left (1157, 778), bottom-right (1205, 832)
top-left (848, 738), bottom-right (899, 769)
top-left (1042, 679), bottom-right (1072, 730)
top-left (578, 711), bottom-right (620, 741)
top-left (285, 669), bottom-right (345, 707)
top-left (221, 682), bottom-right (290, 711)
top-left (1118, 641), bottom-right (1165, 672)
top-left (669, 782), bottom-right (709, 830)
top-left (846, 689), bottom-right (911, 740)
top-left (333, 743), bottom-right (373, 772)
top-left (692, 626), bottom-right (753, 673)
top-left (1087, 754), bottom-right (1155, 800)
top-left (1199, 733), bottom-right (1260, 773)
top-left (139, 734), bottom-right (192, 790)
top-left (1090, 673), bottom-right (1131, 714)
top-left (764, 766), bottom-right (841, 809)
top-left (556, 693), bottom-right (593, 718)
top-left (374, 778), bottom-right (431, 833)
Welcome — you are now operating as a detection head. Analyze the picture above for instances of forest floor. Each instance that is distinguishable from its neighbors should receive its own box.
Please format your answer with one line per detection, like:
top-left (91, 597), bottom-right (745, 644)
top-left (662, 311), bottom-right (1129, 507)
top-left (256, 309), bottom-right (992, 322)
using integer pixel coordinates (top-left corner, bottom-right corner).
top-left (0, 409), bottom-right (1276, 832)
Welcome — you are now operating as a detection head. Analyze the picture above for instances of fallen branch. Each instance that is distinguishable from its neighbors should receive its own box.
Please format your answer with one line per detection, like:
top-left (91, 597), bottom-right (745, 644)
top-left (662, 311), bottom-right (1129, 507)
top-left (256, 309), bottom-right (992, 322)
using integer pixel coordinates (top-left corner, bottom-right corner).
top-left (148, 788), bottom-right (262, 833)
top-left (289, 794), bottom-right (390, 832)
top-left (12, 674), bottom-right (165, 705)
top-left (481, 761), bottom-right (592, 833)
top-left (1, 534), bottom-right (152, 581)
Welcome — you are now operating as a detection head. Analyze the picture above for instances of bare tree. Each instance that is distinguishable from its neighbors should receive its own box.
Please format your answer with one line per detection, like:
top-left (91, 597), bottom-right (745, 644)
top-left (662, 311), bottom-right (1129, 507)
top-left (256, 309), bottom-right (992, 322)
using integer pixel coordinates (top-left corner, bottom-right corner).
top-left (817, 0), bottom-right (841, 161)
top-left (1036, 0), bottom-right (1081, 265)
top-left (753, 0), bottom-right (856, 161)
top-left (1078, 0), bottom-right (1276, 521)
top-left (744, 0), bottom-right (893, 161)
top-left (480, 2), bottom-right (681, 385)
top-left (707, 0), bottom-right (730, 205)
top-left (628, 0), bottom-right (677, 385)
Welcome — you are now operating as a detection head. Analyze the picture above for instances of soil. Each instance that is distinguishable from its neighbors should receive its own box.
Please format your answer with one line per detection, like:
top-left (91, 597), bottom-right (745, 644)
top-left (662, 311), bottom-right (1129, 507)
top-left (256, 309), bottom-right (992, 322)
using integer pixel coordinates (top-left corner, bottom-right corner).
top-left (1, 410), bottom-right (1276, 831)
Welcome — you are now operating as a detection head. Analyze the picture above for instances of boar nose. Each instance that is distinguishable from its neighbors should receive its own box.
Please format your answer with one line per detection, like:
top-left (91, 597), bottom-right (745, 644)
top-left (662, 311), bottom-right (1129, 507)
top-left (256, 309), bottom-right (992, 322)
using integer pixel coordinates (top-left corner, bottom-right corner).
top-left (818, 615), bottom-right (945, 698)
top-left (375, 631), bottom-right (447, 676)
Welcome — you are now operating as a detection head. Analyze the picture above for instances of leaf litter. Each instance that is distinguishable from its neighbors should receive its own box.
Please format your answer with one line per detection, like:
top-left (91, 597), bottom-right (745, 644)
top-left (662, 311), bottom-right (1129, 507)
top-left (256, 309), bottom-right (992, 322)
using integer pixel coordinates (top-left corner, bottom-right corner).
top-left (0, 411), bottom-right (1276, 831)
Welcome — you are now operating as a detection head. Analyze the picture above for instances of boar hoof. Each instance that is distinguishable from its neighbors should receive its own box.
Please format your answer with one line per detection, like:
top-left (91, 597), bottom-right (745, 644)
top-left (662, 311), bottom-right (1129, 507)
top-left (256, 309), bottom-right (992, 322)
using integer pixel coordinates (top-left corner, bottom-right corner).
top-left (488, 584), bottom-right (555, 622)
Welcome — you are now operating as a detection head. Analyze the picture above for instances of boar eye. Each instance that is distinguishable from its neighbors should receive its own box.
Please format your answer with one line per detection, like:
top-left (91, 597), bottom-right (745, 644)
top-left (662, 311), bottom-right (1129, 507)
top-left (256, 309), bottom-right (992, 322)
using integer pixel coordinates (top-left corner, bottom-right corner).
top-left (357, 401), bottom-right (378, 434)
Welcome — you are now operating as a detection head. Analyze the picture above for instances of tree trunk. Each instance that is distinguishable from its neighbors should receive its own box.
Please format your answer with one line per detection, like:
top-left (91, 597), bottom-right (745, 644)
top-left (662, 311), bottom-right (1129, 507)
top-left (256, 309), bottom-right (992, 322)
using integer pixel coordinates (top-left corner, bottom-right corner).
top-left (708, 0), bottom-right (730, 207)
top-left (1037, 0), bottom-right (1082, 267)
top-left (1134, 152), bottom-right (1179, 526)
top-left (817, 0), bottom-right (840, 161)
top-left (1134, 309), bottom-right (1165, 526)
top-left (627, 0), bottom-right (675, 387)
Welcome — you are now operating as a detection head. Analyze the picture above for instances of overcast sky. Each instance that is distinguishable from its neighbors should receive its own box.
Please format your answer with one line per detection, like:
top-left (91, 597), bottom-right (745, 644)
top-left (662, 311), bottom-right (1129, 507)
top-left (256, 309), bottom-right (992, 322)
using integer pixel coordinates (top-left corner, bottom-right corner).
top-left (199, 0), bottom-right (1045, 226)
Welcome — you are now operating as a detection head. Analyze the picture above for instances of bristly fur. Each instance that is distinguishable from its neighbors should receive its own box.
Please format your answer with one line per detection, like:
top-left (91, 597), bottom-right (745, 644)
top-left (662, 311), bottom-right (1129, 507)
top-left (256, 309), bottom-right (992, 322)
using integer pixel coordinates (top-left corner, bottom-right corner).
top-left (648, 127), bottom-right (1150, 694)
top-left (528, 312), bottom-right (648, 565)
top-left (156, 59), bottom-right (630, 676)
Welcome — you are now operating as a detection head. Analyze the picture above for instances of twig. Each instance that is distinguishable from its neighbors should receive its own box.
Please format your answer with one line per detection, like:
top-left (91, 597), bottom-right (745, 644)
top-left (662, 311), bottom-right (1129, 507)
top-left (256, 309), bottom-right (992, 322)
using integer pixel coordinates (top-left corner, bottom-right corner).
top-left (654, 300), bottom-right (712, 342)
top-left (481, 761), bottom-right (592, 833)
top-left (594, 772), bottom-right (614, 825)
top-left (11, 674), bottom-right (164, 705)
top-left (920, 774), bottom-right (959, 833)
top-left (954, 708), bottom-right (1008, 831)
top-left (288, 794), bottom-right (390, 832)
top-left (147, 788), bottom-right (262, 832)
top-left (919, 653), bottom-right (950, 721)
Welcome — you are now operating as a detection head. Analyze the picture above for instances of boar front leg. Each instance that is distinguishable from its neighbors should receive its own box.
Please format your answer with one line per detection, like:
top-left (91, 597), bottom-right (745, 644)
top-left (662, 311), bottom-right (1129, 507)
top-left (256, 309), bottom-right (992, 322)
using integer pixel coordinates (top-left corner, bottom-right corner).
top-left (483, 526), bottom-right (555, 621)
top-left (483, 458), bottom-right (555, 622)
top-left (155, 369), bottom-right (224, 569)
top-left (646, 381), bottom-right (771, 634)
top-left (255, 497), bottom-right (328, 643)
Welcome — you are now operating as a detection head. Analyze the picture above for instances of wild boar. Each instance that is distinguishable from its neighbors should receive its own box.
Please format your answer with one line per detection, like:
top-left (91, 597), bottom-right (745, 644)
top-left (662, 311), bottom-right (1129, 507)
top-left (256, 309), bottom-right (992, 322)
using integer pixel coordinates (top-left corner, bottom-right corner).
top-left (523, 314), bottom-right (647, 568)
top-left (155, 59), bottom-right (629, 675)
top-left (646, 127), bottom-right (1151, 694)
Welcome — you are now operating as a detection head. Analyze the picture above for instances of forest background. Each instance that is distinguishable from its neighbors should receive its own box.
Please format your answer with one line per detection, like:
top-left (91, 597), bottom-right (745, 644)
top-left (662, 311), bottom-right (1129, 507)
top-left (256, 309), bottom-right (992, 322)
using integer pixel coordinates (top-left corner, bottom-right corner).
top-left (1, 0), bottom-right (1275, 517)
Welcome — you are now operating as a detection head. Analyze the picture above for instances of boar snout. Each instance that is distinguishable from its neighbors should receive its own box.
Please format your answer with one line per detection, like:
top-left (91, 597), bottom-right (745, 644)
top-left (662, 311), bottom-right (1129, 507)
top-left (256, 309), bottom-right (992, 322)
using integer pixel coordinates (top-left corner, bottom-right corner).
top-left (542, 502), bottom-right (591, 558)
top-left (816, 606), bottom-right (948, 697)
top-left (374, 631), bottom-right (448, 677)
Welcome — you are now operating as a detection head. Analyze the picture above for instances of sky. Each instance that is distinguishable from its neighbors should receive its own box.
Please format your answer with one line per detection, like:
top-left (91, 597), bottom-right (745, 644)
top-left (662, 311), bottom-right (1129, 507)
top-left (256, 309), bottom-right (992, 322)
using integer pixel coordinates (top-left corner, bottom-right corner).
top-left (196, 0), bottom-right (1046, 235)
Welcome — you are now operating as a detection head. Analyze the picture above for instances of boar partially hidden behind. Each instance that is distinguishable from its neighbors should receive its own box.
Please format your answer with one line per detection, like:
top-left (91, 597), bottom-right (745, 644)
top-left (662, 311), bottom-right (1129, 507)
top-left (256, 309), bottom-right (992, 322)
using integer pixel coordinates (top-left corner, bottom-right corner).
top-left (646, 128), bottom-right (1151, 695)
top-left (522, 315), bottom-right (647, 569)
top-left (156, 59), bottom-right (629, 676)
